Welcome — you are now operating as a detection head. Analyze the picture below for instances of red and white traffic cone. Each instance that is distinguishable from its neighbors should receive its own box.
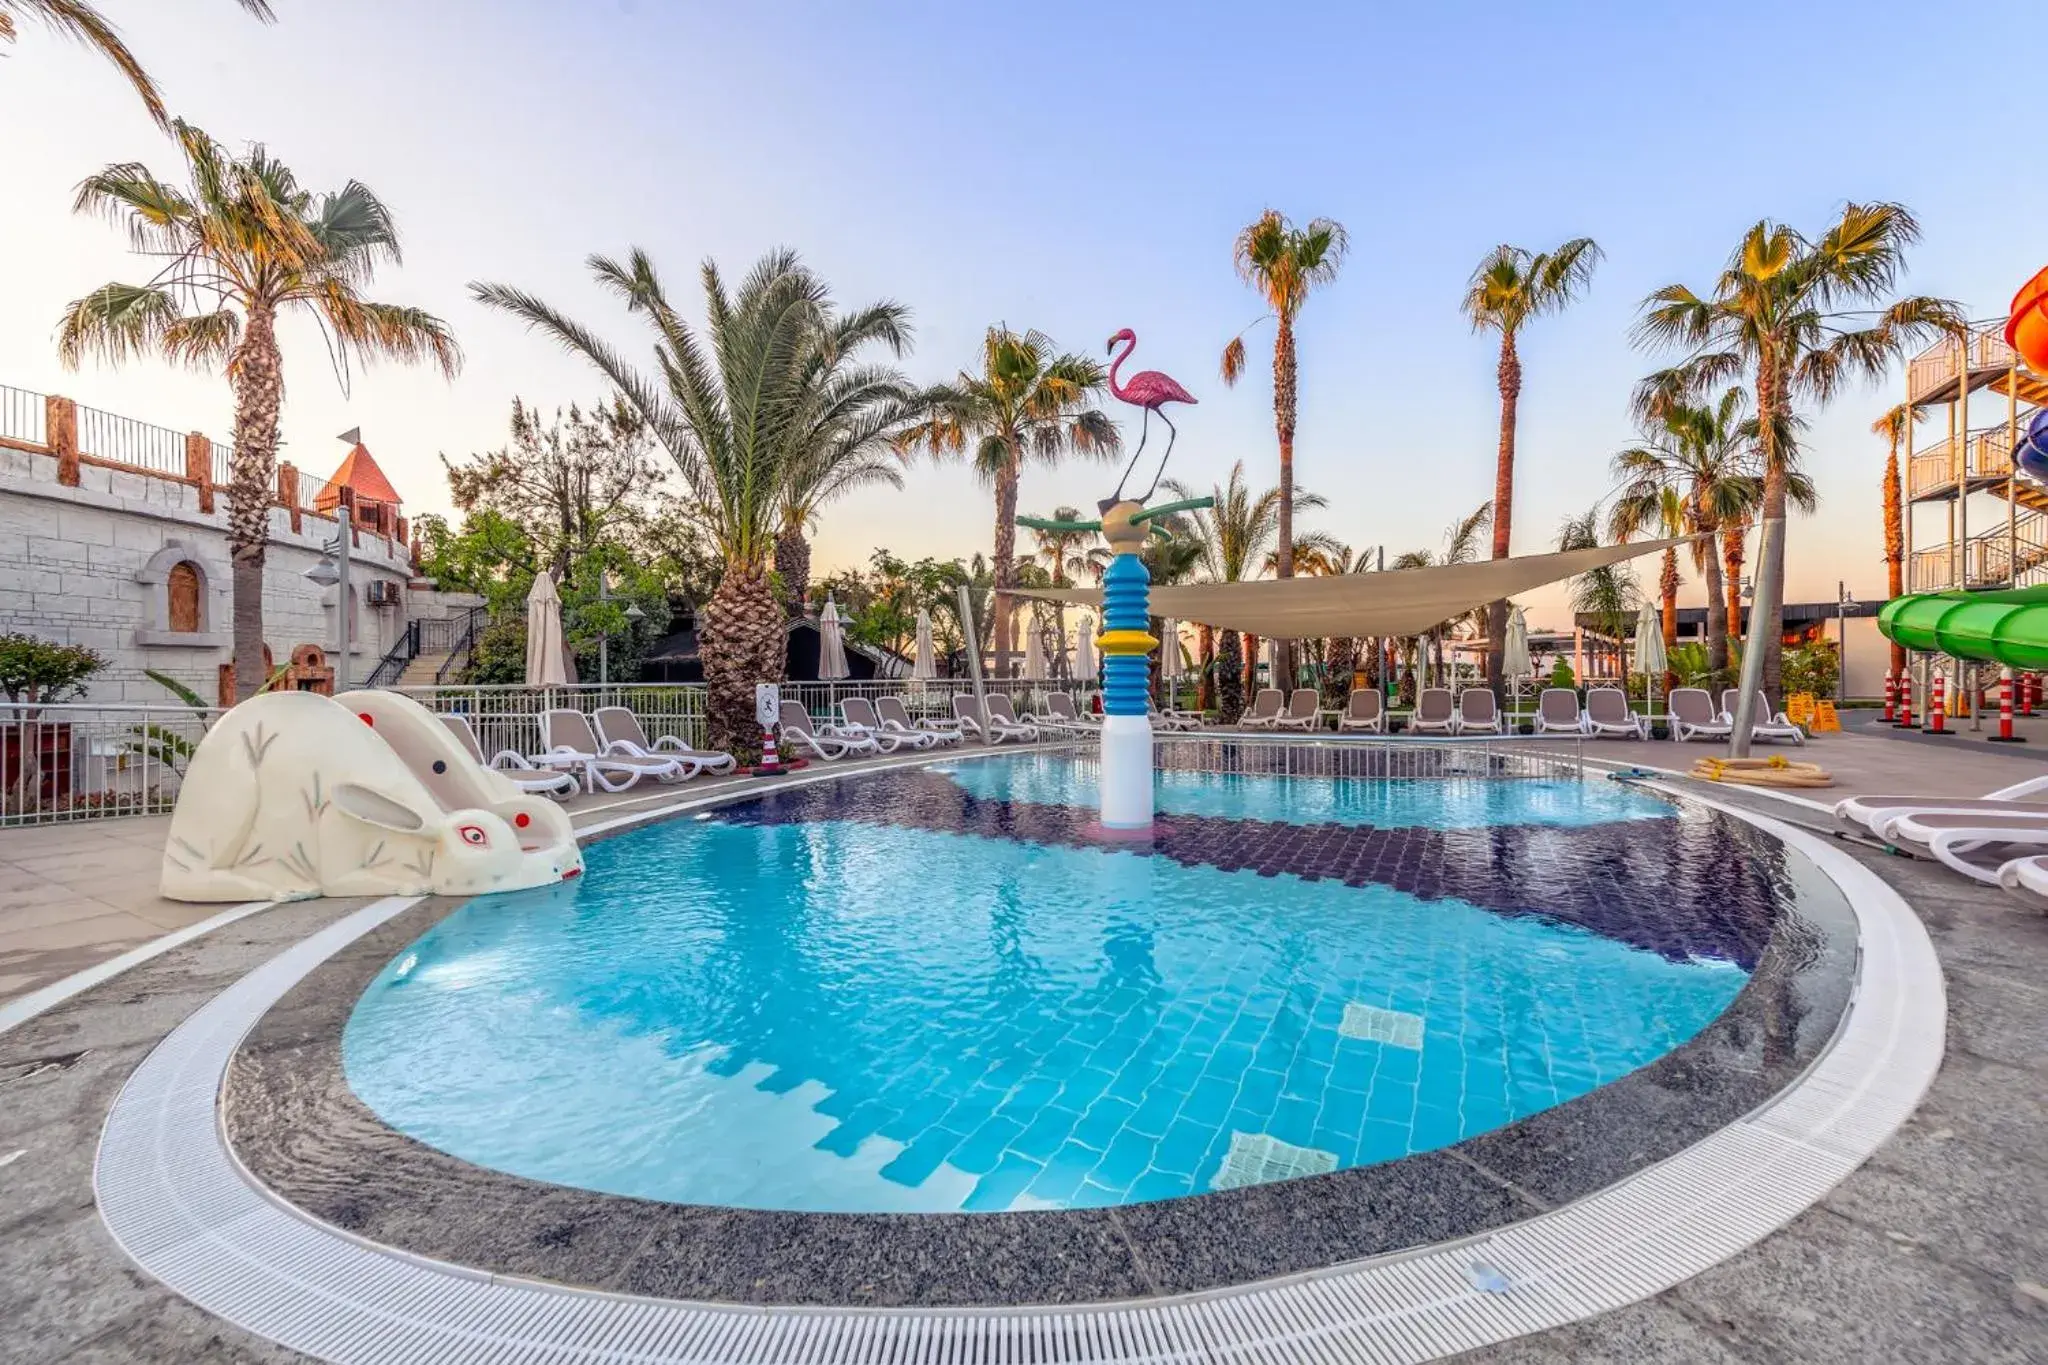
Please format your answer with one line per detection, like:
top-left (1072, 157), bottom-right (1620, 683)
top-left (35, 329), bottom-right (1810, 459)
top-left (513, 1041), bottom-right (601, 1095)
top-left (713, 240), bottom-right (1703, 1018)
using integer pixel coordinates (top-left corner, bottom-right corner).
top-left (1894, 668), bottom-right (1914, 728)
top-left (2024, 673), bottom-right (2039, 718)
top-left (1924, 670), bottom-right (1952, 735)
top-left (1882, 670), bottom-right (1897, 724)
top-left (757, 724), bottom-right (782, 774)
top-left (1990, 667), bottom-right (2027, 742)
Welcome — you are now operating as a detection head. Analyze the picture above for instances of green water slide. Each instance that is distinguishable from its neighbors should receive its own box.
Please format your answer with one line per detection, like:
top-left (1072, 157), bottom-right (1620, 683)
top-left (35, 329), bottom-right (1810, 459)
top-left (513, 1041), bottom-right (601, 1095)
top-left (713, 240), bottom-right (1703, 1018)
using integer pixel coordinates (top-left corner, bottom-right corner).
top-left (1878, 585), bottom-right (2048, 671)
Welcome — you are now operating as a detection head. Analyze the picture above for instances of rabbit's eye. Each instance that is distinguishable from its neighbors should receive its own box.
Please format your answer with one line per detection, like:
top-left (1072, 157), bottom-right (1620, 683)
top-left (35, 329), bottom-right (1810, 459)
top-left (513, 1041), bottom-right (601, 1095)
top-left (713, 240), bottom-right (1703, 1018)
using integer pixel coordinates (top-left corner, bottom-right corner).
top-left (457, 824), bottom-right (489, 847)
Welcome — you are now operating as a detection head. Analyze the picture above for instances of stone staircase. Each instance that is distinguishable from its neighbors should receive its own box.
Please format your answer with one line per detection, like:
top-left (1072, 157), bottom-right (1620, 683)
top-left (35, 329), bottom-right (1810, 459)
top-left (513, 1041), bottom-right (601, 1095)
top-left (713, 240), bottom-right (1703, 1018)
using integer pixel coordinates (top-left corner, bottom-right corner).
top-left (397, 653), bottom-right (452, 688)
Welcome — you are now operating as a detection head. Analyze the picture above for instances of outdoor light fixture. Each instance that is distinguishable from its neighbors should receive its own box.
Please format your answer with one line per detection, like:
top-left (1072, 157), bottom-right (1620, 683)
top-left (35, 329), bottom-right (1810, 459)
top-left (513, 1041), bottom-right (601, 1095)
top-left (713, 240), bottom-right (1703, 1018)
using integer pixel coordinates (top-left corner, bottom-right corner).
top-left (303, 558), bottom-right (340, 588)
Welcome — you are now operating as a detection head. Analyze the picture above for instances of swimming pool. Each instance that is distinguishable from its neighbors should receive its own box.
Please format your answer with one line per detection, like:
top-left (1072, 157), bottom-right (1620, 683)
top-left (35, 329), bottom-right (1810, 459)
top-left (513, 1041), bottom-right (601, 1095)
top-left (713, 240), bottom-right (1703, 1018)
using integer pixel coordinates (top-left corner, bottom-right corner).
top-left (343, 753), bottom-right (1781, 1214)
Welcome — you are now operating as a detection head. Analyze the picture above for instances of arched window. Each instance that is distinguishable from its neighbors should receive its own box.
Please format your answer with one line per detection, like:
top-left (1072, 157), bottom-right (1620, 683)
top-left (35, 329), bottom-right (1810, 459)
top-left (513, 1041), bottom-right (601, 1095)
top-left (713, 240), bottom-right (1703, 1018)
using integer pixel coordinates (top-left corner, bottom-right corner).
top-left (167, 562), bottom-right (202, 634)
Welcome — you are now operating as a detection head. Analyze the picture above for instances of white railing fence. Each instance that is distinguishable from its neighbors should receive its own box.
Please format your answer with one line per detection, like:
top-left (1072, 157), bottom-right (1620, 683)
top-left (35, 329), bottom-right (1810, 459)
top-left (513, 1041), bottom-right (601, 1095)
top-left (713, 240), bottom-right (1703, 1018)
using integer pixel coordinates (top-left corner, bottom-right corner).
top-left (1, 685), bottom-right (1590, 826)
top-left (1, 703), bottom-right (221, 826)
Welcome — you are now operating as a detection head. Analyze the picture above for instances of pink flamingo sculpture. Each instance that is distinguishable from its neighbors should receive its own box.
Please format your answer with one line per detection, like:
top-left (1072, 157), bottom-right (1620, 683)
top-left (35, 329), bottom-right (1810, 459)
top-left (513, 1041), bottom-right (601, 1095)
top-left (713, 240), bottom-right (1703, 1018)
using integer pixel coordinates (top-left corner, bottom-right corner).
top-left (1104, 327), bottom-right (1197, 508)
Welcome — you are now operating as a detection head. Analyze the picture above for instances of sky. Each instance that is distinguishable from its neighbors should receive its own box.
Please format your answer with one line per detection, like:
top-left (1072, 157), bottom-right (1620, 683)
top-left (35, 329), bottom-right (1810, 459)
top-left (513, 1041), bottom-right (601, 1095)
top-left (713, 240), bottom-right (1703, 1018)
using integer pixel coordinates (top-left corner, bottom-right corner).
top-left (4, 0), bottom-right (2045, 630)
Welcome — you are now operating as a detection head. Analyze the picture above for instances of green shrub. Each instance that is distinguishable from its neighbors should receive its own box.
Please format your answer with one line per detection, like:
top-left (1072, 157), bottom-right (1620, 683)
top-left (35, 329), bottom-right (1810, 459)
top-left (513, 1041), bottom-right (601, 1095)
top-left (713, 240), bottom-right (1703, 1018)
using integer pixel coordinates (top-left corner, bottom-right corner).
top-left (1782, 644), bottom-right (1839, 699)
top-left (1547, 660), bottom-right (1576, 689)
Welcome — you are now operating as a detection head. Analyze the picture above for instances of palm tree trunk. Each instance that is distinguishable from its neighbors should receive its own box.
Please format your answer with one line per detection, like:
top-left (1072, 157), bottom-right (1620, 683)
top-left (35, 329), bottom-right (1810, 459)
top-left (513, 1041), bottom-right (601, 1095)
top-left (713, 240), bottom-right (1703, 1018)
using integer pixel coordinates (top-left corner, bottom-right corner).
top-left (1882, 436), bottom-right (1906, 674)
top-left (1754, 365), bottom-right (1789, 701)
top-left (228, 306), bottom-right (283, 703)
top-left (1660, 547), bottom-right (1679, 646)
top-left (1241, 632), bottom-right (1259, 702)
top-left (1216, 628), bottom-right (1243, 719)
top-left (1272, 315), bottom-right (1298, 683)
top-left (773, 530), bottom-right (811, 619)
top-left (1323, 635), bottom-right (1353, 705)
top-left (699, 560), bottom-right (783, 756)
top-left (1702, 521), bottom-right (1728, 675)
top-left (1484, 332), bottom-right (1522, 693)
top-left (1196, 624), bottom-right (1214, 711)
top-left (1722, 527), bottom-right (1745, 670)
top-left (991, 454), bottom-right (1019, 677)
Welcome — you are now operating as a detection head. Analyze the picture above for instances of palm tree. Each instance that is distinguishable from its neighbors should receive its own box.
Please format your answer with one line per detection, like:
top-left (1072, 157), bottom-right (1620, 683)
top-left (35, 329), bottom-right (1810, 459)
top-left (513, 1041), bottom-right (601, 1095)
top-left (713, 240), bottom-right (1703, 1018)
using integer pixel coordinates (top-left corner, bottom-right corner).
top-left (1393, 502), bottom-right (1492, 687)
top-left (2, 1), bottom-right (273, 130)
top-left (1029, 505), bottom-right (1099, 675)
top-left (1461, 238), bottom-right (1602, 692)
top-left (1557, 506), bottom-right (1642, 648)
top-left (772, 307), bottom-right (917, 615)
top-left (1609, 387), bottom-right (1761, 671)
top-left (476, 249), bottom-right (892, 754)
top-left (1163, 461), bottom-right (1326, 718)
top-left (60, 121), bottom-right (459, 700)
top-left (1873, 402), bottom-right (1920, 678)
top-left (897, 328), bottom-right (1118, 676)
top-left (1633, 204), bottom-right (1961, 702)
top-left (1221, 209), bottom-right (1348, 684)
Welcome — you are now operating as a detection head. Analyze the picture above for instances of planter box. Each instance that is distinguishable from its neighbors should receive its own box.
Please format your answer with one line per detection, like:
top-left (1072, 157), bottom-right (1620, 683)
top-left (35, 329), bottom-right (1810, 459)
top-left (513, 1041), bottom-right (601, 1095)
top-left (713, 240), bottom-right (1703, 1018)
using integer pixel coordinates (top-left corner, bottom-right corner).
top-left (0, 719), bottom-right (74, 807)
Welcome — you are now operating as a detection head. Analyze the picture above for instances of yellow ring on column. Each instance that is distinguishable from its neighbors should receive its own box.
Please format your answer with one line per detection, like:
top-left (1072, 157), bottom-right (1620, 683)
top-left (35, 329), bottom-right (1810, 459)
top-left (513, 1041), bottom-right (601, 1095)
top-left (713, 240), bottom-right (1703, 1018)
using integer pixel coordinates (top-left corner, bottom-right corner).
top-left (1096, 629), bottom-right (1158, 656)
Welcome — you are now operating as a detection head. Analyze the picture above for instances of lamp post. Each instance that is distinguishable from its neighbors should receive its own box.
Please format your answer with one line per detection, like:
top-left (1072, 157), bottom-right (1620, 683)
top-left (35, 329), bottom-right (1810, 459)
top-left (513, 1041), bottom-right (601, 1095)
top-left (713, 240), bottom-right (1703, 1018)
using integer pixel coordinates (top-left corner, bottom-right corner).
top-left (595, 570), bottom-right (645, 687)
top-left (1836, 581), bottom-right (1854, 704)
top-left (303, 489), bottom-right (353, 690)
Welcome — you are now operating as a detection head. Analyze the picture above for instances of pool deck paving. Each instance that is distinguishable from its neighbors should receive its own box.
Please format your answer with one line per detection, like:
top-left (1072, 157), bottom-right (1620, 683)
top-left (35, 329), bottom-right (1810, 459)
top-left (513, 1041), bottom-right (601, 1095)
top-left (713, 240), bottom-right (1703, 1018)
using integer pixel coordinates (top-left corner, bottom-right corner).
top-left (0, 727), bottom-right (2042, 1361)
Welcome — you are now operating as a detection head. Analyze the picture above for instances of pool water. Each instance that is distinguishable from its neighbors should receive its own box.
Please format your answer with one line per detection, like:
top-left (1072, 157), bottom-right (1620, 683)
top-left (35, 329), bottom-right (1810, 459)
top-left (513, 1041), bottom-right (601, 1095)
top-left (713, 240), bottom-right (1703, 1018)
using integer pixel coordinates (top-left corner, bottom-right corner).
top-left (344, 757), bottom-right (1766, 1213)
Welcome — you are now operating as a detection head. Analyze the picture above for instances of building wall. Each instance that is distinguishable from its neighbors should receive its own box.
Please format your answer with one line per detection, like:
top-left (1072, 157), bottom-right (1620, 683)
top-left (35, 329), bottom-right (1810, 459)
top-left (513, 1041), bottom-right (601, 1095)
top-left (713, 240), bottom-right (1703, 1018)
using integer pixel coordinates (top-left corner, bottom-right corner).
top-left (0, 446), bottom-right (437, 704)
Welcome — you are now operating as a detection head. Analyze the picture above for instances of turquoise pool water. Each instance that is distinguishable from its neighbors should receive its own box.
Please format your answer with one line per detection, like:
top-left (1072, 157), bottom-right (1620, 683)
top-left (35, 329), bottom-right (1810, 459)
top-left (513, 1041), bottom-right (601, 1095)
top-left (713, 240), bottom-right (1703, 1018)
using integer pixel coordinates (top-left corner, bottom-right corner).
top-left (343, 759), bottom-right (1756, 1213)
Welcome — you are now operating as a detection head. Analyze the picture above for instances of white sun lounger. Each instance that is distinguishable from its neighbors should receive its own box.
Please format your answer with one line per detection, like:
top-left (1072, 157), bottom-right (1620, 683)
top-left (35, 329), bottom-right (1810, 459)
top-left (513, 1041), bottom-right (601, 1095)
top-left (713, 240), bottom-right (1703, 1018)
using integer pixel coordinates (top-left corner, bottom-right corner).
top-left (1585, 687), bottom-right (1650, 739)
top-left (1410, 688), bottom-right (1456, 735)
top-left (839, 696), bottom-right (927, 751)
top-left (1453, 688), bottom-right (1502, 735)
top-left (538, 709), bottom-right (687, 791)
top-left (1535, 688), bottom-right (1585, 735)
top-left (954, 693), bottom-right (1035, 744)
top-left (438, 712), bottom-right (578, 798)
top-left (1666, 688), bottom-right (1728, 742)
top-left (985, 694), bottom-right (1043, 742)
top-left (1721, 689), bottom-right (1805, 745)
top-left (1152, 704), bottom-right (1202, 731)
top-left (876, 695), bottom-right (961, 745)
top-left (592, 706), bottom-right (737, 776)
top-left (1338, 689), bottom-right (1384, 733)
top-left (1040, 692), bottom-right (1101, 730)
top-left (779, 700), bottom-right (875, 760)
top-left (1273, 688), bottom-right (1320, 731)
top-left (1834, 773), bottom-right (2048, 836)
top-left (1238, 689), bottom-right (1284, 729)
top-left (1996, 853), bottom-right (2048, 904)
top-left (1876, 809), bottom-right (2048, 884)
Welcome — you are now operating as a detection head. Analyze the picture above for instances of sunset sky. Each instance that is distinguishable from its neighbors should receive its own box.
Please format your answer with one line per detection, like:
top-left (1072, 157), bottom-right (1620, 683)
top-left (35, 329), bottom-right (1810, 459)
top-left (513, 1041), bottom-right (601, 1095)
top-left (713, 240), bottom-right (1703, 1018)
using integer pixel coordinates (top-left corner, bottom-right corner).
top-left (4, 0), bottom-right (2044, 628)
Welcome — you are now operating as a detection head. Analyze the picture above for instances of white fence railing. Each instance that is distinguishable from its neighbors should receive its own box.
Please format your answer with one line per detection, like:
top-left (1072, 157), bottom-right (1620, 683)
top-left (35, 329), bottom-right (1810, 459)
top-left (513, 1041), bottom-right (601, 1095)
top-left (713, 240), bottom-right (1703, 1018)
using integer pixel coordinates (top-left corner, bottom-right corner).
top-left (0, 687), bottom-right (1591, 826)
top-left (1, 703), bottom-right (221, 826)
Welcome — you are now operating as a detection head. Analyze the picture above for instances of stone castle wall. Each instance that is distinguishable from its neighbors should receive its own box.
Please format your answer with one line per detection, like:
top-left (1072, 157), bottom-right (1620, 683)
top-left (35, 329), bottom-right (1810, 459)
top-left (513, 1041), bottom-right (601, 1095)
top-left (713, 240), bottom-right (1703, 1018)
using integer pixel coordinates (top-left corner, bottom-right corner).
top-left (0, 443), bottom-right (463, 705)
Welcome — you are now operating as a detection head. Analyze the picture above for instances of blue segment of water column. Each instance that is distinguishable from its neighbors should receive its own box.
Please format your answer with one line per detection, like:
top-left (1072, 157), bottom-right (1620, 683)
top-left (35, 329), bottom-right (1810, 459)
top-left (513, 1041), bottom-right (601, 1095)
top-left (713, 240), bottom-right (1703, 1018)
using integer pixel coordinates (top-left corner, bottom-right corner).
top-left (1099, 553), bottom-right (1153, 716)
top-left (1096, 552), bottom-right (1155, 827)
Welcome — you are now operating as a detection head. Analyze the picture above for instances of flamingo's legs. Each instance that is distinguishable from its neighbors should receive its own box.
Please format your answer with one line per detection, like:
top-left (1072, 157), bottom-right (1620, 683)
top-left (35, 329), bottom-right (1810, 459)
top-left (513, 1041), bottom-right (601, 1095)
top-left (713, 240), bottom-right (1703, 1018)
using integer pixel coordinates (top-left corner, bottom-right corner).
top-left (1136, 409), bottom-right (1180, 503)
top-left (1105, 407), bottom-right (1151, 510)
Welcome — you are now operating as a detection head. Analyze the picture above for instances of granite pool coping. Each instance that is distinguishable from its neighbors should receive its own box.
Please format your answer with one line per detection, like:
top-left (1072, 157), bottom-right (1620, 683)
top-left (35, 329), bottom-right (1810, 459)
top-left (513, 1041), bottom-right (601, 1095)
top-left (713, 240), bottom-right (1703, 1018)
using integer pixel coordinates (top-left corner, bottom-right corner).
top-left (220, 754), bottom-right (1860, 1309)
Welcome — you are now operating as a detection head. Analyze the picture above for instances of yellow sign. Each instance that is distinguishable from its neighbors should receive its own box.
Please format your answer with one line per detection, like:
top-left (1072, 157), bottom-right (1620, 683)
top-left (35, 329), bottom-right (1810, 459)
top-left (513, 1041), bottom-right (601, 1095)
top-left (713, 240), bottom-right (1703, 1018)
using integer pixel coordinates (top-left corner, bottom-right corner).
top-left (1786, 693), bottom-right (1817, 725)
top-left (1812, 700), bottom-right (1841, 733)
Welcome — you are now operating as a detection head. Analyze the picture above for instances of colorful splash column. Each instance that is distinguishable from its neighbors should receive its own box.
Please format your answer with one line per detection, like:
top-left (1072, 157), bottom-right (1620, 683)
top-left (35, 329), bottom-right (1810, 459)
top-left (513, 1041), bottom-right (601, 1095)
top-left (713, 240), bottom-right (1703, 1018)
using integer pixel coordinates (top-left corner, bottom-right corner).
top-left (1095, 500), bottom-right (1157, 830)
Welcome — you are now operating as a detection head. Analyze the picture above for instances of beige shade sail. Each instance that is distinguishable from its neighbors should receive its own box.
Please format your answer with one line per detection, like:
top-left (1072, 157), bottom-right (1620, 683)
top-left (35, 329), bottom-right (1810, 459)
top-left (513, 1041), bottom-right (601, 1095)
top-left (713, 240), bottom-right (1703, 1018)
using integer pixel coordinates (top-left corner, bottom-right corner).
top-left (1005, 536), bottom-right (1694, 639)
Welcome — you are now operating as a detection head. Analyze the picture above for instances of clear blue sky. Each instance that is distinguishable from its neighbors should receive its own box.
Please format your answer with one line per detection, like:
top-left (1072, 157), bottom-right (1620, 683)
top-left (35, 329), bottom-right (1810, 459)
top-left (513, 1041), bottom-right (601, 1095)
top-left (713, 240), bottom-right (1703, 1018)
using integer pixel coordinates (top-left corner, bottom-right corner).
top-left (4, 0), bottom-right (2043, 626)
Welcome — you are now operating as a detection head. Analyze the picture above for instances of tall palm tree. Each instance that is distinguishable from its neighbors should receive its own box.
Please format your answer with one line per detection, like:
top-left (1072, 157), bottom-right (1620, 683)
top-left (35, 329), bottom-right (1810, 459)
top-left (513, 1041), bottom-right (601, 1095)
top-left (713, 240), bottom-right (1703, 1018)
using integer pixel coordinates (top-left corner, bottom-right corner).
top-left (1461, 238), bottom-right (1602, 692)
top-left (1221, 209), bottom-right (1348, 684)
top-left (60, 121), bottom-right (459, 700)
top-left (771, 309), bottom-right (917, 615)
top-left (2, 1), bottom-right (273, 130)
top-left (1029, 505), bottom-right (1097, 674)
top-left (1634, 204), bottom-right (1960, 701)
top-left (897, 328), bottom-right (1118, 675)
top-left (1609, 387), bottom-right (1761, 671)
top-left (1873, 402), bottom-right (1920, 678)
top-left (1163, 462), bottom-right (1326, 718)
top-left (476, 248), bottom-right (892, 754)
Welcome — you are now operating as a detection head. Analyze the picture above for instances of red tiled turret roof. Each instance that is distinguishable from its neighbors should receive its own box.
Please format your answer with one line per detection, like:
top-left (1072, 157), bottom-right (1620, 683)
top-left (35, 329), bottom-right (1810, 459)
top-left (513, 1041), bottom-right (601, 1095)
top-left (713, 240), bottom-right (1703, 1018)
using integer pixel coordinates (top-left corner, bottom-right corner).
top-left (316, 442), bottom-right (403, 509)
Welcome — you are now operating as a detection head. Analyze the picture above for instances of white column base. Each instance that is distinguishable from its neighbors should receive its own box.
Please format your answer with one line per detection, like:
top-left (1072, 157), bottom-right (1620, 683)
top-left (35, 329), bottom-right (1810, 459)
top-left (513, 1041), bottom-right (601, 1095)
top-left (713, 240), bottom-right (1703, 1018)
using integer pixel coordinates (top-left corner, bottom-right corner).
top-left (1098, 713), bottom-right (1154, 830)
